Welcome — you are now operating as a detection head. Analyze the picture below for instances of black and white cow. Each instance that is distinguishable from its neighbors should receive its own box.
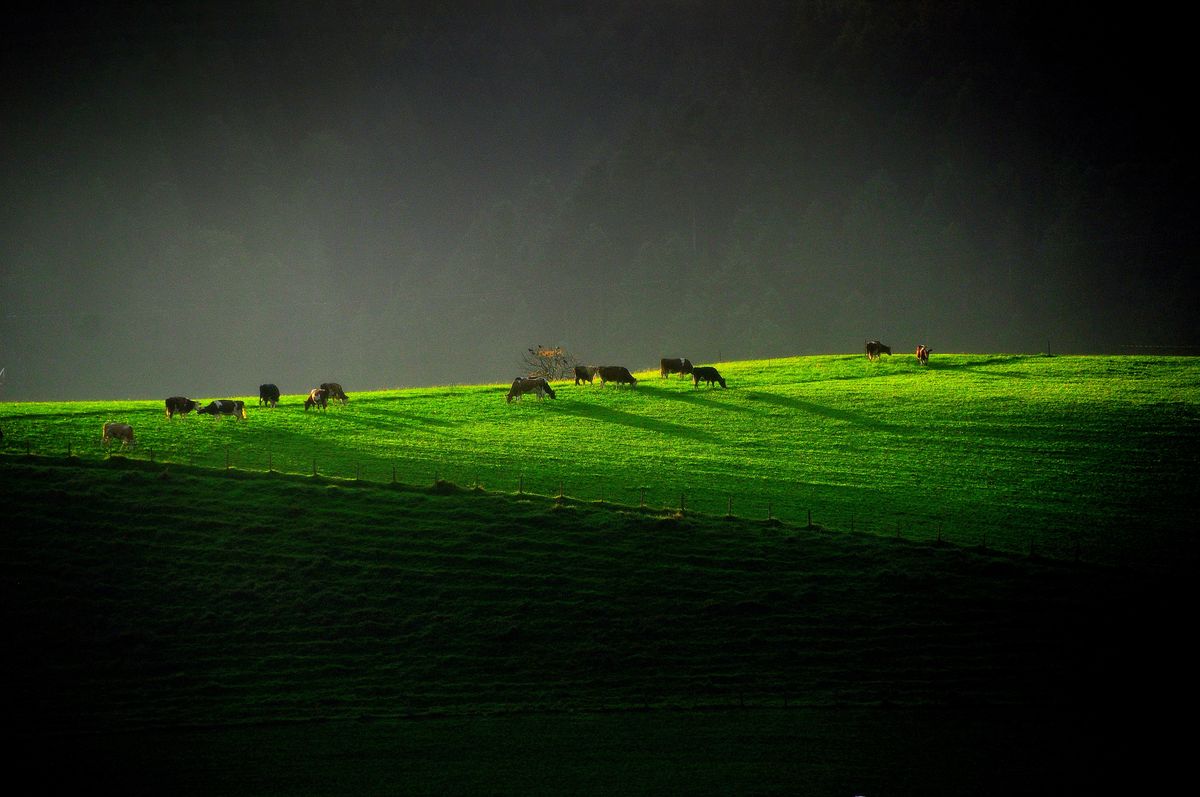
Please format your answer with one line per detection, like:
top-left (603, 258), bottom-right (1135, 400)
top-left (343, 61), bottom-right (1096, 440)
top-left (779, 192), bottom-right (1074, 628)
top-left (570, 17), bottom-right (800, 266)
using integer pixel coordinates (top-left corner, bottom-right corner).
top-left (198, 400), bottom-right (247, 419)
top-left (164, 396), bottom-right (199, 419)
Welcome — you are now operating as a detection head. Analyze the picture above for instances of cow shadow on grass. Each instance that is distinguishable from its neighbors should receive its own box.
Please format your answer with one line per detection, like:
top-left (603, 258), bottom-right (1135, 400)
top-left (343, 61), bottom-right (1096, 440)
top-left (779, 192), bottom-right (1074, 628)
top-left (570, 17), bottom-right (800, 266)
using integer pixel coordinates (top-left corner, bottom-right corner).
top-left (305, 406), bottom-right (463, 433)
top-left (749, 392), bottom-right (913, 435)
top-left (935, 355), bottom-right (1033, 379)
top-left (551, 402), bottom-right (712, 443)
top-left (641, 385), bottom-right (761, 415)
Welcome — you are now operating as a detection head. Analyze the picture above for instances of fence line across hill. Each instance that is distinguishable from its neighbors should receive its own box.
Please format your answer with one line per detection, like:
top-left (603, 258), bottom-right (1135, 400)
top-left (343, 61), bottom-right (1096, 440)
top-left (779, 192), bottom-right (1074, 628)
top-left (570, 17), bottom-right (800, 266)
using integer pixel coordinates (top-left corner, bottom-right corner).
top-left (1, 433), bottom-right (1109, 567)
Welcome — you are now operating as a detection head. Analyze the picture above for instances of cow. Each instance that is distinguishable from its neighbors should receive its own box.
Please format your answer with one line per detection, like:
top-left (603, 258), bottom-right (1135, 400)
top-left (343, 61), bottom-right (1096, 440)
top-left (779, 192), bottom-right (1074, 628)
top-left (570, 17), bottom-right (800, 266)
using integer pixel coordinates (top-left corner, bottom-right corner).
top-left (573, 365), bottom-right (601, 385)
top-left (198, 400), bottom-right (247, 420)
top-left (692, 366), bottom-right (727, 389)
top-left (164, 396), bottom-right (199, 419)
top-left (866, 340), bottom-right (892, 360)
top-left (660, 358), bottom-right (693, 379)
top-left (597, 366), bottom-right (637, 388)
top-left (320, 382), bottom-right (349, 405)
top-left (259, 383), bottom-right (280, 408)
top-left (304, 388), bottom-right (329, 412)
top-left (101, 422), bottom-right (135, 448)
top-left (915, 345), bottom-right (931, 365)
top-left (506, 376), bottom-right (557, 403)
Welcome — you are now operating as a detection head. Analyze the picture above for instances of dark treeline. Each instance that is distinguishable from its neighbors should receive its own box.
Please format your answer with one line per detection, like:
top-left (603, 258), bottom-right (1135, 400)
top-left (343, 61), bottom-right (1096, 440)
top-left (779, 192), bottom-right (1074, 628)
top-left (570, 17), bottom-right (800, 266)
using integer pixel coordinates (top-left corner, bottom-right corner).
top-left (1, 1), bottom-right (1194, 399)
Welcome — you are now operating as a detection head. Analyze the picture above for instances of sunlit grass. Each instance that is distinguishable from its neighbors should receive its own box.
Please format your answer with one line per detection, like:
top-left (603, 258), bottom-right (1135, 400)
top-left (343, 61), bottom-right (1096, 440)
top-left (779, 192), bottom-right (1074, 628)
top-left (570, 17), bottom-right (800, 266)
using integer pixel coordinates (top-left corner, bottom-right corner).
top-left (3, 354), bottom-right (1197, 564)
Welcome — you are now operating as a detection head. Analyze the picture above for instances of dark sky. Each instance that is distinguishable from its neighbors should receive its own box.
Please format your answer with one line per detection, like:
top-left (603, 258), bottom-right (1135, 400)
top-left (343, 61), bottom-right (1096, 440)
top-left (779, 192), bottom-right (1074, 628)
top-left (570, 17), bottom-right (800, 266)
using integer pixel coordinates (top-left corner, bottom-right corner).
top-left (2, 1), bottom-right (1195, 400)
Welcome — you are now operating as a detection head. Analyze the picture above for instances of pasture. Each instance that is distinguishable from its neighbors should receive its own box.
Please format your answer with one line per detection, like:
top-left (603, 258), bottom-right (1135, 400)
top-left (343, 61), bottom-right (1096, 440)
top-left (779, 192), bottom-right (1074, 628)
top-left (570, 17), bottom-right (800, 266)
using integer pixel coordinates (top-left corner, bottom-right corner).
top-left (3, 354), bottom-right (1196, 566)
top-left (4, 352), bottom-right (1195, 792)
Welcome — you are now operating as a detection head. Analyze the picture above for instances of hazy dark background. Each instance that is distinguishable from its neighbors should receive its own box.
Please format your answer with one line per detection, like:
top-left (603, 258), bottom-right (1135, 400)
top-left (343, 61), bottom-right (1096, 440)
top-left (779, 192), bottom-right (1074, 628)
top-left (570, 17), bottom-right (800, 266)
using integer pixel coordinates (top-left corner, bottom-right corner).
top-left (2, 1), bottom-right (1194, 400)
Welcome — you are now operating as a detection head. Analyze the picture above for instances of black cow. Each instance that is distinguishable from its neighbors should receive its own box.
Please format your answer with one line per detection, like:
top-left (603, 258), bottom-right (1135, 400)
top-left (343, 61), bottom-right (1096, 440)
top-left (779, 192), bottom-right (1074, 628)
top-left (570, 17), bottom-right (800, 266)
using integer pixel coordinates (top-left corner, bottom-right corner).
top-left (164, 396), bottom-right (199, 419)
top-left (597, 366), bottom-right (638, 388)
top-left (320, 382), bottom-right (349, 405)
top-left (198, 400), bottom-right (247, 419)
top-left (866, 340), bottom-right (892, 360)
top-left (259, 383), bottom-right (280, 408)
top-left (660, 358), bottom-right (693, 379)
top-left (692, 366), bottom-right (727, 389)
top-left (574, 365), bottom-right (600, 385)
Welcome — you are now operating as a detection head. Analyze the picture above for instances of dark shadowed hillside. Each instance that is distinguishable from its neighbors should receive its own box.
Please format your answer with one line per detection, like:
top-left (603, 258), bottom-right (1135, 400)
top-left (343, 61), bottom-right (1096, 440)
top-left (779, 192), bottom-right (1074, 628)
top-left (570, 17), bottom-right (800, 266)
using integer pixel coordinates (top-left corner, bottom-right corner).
top-left (2, 455), bottom-right (1192, 792)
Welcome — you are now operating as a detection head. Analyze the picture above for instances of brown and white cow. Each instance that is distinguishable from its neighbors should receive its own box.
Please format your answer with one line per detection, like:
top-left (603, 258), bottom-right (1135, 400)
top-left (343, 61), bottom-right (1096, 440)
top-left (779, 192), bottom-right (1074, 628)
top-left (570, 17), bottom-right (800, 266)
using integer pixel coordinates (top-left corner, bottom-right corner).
top-left (305, 388), bottom-right (329, 412)
top-left (506, 377), bottom-right (557, 403)
top-left (660, 358), bottom-right (693, 379)
top-left (101, 422), bottom-right (135, 448)
top-left (597, 366), bottom-right (638, 388)
top-left (915, 345), bottom-right (931, 365)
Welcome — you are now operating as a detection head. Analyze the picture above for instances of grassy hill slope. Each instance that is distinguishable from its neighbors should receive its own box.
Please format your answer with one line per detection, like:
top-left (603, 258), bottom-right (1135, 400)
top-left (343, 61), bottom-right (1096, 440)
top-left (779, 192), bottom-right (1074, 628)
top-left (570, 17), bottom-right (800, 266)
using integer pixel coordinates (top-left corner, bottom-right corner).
top-left (3, 354), bottom-right (1198, 567)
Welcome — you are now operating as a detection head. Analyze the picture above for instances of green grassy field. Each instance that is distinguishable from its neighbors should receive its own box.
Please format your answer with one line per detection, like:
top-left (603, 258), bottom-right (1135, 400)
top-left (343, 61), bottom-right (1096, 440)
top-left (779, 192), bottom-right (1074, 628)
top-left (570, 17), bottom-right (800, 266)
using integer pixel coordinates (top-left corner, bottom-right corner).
top-left (3, 354), bottom-right (1197, 566)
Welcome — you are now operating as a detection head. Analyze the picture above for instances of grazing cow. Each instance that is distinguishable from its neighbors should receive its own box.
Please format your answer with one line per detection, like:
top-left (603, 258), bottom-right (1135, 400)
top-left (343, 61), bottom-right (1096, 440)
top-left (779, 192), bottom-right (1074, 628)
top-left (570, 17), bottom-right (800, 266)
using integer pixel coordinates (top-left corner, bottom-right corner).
top-left (304, 388), bottom-right (329, 412)
top-left (101, 422), bottom-right (135, 448)
top-left (506, 376), bottom-right (557, 403)
top-left (574, 365), bottom-right (601, 385)
top-left (866, 340), bottom-right (892, 360)
top-left (660, 358), bottom-right (693, 379)
top-left (198, 400), bottom-right (247, 420)
top-left (320, 382), bottom-right (349, 405)
top-left (259, 383), bottom-right (280, 408)
top-left (597, 366), bottom-right (638, 388)
top-left (164, 396), bottom-right (199, 419)
top-left (915, 345), bottom-right (931, 365)
top-left (692, 366), bottom-right (727, 389)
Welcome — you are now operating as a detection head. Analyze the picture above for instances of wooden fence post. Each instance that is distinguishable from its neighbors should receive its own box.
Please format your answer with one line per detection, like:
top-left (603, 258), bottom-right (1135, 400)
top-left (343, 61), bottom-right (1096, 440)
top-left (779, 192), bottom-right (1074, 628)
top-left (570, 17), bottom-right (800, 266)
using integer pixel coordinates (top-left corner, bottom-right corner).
top-left (727, 495), bottom-right (732, 516)
top-left (640, 487), bottom-right (645, 507)
top-left (312, 458), bottom-right (318, 477)
top-left (680, 492), bottom-right (685, 515)
top-left (518, 474), bottom-right (523, 494)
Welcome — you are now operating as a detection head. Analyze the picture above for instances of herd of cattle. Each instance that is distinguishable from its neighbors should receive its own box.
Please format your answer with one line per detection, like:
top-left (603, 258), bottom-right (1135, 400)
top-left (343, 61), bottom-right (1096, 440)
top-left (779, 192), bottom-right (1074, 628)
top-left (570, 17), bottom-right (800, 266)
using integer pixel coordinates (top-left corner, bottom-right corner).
top-left (505, 360), bottom-right (722, 403)
top-left (506, 358), bottom-right (726, 403)
top-left (96, 344), bottom-right (933, 445)
top-left (100, 382), bottom-right (351, 448)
